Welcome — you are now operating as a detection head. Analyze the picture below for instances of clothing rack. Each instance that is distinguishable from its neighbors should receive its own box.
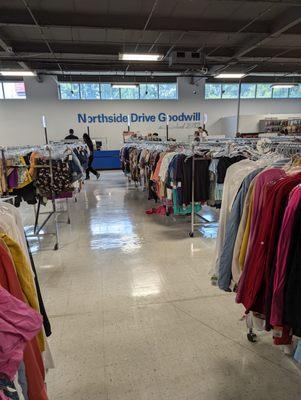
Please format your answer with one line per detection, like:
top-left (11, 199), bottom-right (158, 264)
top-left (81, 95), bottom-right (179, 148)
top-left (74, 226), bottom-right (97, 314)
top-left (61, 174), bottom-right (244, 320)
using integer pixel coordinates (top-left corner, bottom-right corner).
top-left (189, 137), bottom-right (301, 237)
top-left (0, 143), bottom-right (81, 250)
top-left (189, 139), bottom-right (255, 237)
top-left (245, 141), bottom-right (301, 343)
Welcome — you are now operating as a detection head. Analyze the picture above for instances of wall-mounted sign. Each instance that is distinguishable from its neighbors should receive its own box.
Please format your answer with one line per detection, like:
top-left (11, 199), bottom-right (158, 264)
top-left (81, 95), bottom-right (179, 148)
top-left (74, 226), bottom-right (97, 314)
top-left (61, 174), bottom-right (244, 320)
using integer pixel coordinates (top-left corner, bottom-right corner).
top-left (77, 112), bottom-right (202, 124)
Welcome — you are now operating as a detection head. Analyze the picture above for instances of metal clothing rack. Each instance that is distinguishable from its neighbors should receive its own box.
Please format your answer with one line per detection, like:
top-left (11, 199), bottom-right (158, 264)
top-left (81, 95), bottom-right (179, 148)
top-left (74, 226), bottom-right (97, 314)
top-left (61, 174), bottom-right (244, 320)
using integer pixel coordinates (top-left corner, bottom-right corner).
top-left (0, 144), bottom-right (74, 250)
top-left (188, 140), bottom-right (235, 238)
top-left (187, 136), bottom-right (290, 237)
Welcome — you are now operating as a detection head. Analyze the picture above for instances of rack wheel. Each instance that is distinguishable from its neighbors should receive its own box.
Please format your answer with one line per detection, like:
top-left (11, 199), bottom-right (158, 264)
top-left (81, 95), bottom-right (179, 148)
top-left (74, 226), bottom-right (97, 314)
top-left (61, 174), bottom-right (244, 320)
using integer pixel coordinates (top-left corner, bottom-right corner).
top-left (166, 211), bottom-right (170, 216)
top-left (54, 243), bottom-right (59, 251)
top-left (67, 218), bottom-right (71, 224)
top-left (189, 232), bottom-right (194, 238)
top-left (74, 197), bottom-right (78, 203)
top-left (247, 332), bottom-right (257, 343)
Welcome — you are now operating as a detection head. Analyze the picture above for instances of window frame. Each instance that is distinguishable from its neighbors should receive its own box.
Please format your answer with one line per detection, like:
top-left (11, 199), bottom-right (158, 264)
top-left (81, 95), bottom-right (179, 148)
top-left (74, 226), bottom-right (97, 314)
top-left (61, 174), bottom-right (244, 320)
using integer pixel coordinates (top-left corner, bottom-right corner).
top-left (205, 82), bottom-right (301, 100)
top-left (0, 81), bottom-right (27, 100)
top-left (58, 82), bottom-right (178, 100)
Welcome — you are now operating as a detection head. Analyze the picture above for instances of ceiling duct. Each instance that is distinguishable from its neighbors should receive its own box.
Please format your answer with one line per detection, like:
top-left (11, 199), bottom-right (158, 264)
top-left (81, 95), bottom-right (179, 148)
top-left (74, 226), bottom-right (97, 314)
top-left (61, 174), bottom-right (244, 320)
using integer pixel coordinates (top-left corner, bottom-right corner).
top-left (169, 51), bottom-right (206, 67)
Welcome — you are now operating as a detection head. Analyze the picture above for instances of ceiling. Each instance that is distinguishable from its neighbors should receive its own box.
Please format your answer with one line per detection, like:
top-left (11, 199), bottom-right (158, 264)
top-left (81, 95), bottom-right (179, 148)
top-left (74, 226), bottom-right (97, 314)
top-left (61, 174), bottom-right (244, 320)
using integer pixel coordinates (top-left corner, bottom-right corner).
top-left (0, 0), bottom-right (301, 79)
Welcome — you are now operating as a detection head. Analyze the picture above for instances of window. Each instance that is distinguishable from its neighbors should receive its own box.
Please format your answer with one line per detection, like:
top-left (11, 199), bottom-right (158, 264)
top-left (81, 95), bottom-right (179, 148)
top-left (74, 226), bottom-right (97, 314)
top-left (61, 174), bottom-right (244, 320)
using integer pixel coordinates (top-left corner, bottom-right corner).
top-left (59, 83), bottom-right (80, 99)
top-left (256, 84), bottom-right (272, 99)
top-left (100, 83), bottom-right (120, 100)
top-left (240, 83), bottom-right (256, 99)
top-left (2, 82), bottom-right (26, 99)
top-left (80, 83), bottom-right (100, 100)
top-left (58, 82), bottom-right (178, 100)
top-left (140, 84), bottom-right (158, 99)
top-left (120, 86), bottom-right (139, 100)
top-left (289, 85), bottom-right (301, 98)
top-left (272, 87), bottom-right (288, 99)
top-left (205, 83), bottom-right (221, 99)
top-left (221, 84), bottom-right (239, 99)
top-left (205, 82), bottom-right (301, 100)
top-left (0, 84), bottom-right (3, 99)
top-left (159, 83), bottom-right (177, 99)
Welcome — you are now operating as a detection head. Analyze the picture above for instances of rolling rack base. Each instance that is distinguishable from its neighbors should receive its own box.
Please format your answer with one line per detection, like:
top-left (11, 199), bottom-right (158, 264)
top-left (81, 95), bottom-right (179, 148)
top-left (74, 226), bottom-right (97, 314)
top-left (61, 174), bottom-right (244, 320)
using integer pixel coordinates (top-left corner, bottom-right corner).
top-left (26, 196), bottom-right (71, 251)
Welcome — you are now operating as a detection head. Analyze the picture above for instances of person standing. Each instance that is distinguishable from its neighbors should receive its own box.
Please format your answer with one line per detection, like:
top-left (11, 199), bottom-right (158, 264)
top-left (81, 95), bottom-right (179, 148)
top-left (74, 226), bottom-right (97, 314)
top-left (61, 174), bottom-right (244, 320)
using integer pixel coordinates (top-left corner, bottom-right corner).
top-left (193, 127), bottom-right (208, 144)
top-left (83, 133), bottom-right (100, 180)
top-left (198, 126), bottom-right (208, 141)
top-left (65, 128), bottom-right (79, 140)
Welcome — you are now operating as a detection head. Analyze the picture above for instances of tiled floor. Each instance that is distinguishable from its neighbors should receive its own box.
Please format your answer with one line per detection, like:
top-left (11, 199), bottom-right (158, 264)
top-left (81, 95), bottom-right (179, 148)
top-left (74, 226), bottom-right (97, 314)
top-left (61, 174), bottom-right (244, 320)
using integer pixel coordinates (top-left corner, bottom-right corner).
top-left (25, 171), bottom-right (301, 399)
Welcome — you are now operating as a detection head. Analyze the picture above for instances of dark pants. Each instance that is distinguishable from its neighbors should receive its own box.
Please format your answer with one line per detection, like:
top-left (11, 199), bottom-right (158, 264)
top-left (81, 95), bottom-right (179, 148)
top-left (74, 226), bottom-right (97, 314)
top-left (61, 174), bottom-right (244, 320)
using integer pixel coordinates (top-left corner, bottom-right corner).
top-left (86, 155), bottom-right (98, 179)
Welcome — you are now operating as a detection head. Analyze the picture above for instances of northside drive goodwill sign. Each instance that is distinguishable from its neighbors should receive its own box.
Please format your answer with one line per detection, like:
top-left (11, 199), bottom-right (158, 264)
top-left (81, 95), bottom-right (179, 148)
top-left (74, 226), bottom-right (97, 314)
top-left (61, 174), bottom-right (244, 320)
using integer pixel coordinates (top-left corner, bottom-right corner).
top-left (77, 112), bottom-right (202, 124)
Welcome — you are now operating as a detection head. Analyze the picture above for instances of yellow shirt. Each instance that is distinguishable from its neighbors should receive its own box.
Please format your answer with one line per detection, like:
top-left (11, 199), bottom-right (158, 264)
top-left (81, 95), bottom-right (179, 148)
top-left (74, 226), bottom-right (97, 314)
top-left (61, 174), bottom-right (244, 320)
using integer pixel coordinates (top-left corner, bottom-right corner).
top-left (0, 233), bottom-right (45, 351)
top-left (238, 186), bottom-right (255, 270)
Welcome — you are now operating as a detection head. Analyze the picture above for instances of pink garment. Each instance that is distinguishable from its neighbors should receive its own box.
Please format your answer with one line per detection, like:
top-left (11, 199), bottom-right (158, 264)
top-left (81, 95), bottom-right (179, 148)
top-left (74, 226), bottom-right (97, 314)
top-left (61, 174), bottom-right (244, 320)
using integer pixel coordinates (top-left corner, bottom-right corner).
top-left (145, 205), bottom-right (168, 215)
top-left (0, 286), bottom-right (43, 380)
top-left (270, 185), bottom-right (301, 326)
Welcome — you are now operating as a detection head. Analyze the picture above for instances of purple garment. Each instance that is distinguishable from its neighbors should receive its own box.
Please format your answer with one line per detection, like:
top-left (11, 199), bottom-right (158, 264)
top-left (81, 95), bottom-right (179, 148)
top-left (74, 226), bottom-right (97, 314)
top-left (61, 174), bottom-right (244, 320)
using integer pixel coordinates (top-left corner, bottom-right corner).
top-left (0, 286), bottom-right (42, 380)
top-left (7, 169), bottom-right (18, 190)
top-left (271, 184), bottom-right (301, 326)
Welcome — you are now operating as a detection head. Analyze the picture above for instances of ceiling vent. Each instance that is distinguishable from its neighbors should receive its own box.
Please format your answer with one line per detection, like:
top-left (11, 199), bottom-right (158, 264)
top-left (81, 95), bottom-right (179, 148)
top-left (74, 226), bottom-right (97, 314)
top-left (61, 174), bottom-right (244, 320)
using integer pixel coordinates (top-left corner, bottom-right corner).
top-left (169, 51), bottom-right (205, 66)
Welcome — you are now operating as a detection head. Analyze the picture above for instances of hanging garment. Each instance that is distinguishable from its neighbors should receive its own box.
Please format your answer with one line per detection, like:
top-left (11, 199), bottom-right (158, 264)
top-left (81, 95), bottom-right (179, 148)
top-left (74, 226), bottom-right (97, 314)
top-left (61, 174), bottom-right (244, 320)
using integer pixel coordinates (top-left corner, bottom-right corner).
top-left (25, 239), bottom-right (51, 337)
top-left (270, 185), bottom-right (301, 327)
top-left (0, 286), bottom-right (42, 380)
top-left (0, 378), bottom-right (19, 400)
top-left (282, 199), bottom-right (301, 336)
top-left (0, 203), bottom-right (32, 266)
top-left (234, 168), bottom-right (285, 291)
top-left (236, 172), bottom-right (301, 316)
top-left (0, 239), bottom-right (47, 400)
top-left (17, 362), bottom-right (28, 400)
top-left (216, 155), bottom-right (246, 184)
top-left (35, 159), bottom-right (73, 197)
top-left (294, 340), bottom-right (301, 364)
top-left (218, 168), bottom-right (264, 291)
top-left (231, 180), bottom-right (255, 284)
top-left (0, 234), bottom-right (45, 352)
top-left (212, 159), bottom-right (258, 277)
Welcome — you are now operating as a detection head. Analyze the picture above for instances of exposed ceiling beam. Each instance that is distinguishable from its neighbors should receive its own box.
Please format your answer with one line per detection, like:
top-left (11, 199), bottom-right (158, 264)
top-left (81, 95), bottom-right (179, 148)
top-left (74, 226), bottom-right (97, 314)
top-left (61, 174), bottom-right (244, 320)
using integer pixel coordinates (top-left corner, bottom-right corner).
top-left (214, 0), bottom-right (301, 4)
top-left (1, 52), bottom-right (301, 64)
top-left (234, 6), bottom-right (301, 58)
top-left (0, 28), bottom-right (28, 70)
top-left (0, 11), bottom-right (277, 34)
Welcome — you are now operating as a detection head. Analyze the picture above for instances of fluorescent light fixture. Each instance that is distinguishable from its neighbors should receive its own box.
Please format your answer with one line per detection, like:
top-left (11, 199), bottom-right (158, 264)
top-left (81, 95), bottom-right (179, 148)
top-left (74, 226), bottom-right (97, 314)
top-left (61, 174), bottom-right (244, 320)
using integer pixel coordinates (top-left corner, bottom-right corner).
top-left (119, 53), bottom-right (163, 61)
top-left (215, 73), bottom-right (245, 79)
top-left (0, 70), bottom-right (36, 77)
top-left (270, 83), bottom-right (298, 89)
top-left (111, 83), bottom-right (138, 89)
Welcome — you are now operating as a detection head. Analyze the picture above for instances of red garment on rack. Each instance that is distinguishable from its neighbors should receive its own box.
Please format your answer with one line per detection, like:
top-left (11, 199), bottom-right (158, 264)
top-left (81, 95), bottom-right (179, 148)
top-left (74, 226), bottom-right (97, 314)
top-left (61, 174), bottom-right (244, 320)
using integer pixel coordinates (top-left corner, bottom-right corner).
top-left (0, 241), bottom-right (48, 400)
top-left (236, 173), bottom-right (301, 319)
top-left (236, 169), bottom-right (285, 307)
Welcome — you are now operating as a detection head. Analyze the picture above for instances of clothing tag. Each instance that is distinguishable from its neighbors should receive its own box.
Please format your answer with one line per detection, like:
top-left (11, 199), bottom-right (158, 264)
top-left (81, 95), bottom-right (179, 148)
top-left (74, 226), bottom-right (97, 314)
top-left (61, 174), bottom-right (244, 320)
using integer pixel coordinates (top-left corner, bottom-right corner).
top-left (177, 182), bottom-right (181, 188)
top-left (69, 155), bottom-right (72, 161)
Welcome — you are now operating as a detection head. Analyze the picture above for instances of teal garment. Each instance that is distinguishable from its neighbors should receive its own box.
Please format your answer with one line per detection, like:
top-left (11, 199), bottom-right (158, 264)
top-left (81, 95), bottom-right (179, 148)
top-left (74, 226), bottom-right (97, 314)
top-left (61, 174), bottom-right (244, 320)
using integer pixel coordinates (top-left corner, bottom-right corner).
top-left (172, 189), bottom-right (201, 215)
